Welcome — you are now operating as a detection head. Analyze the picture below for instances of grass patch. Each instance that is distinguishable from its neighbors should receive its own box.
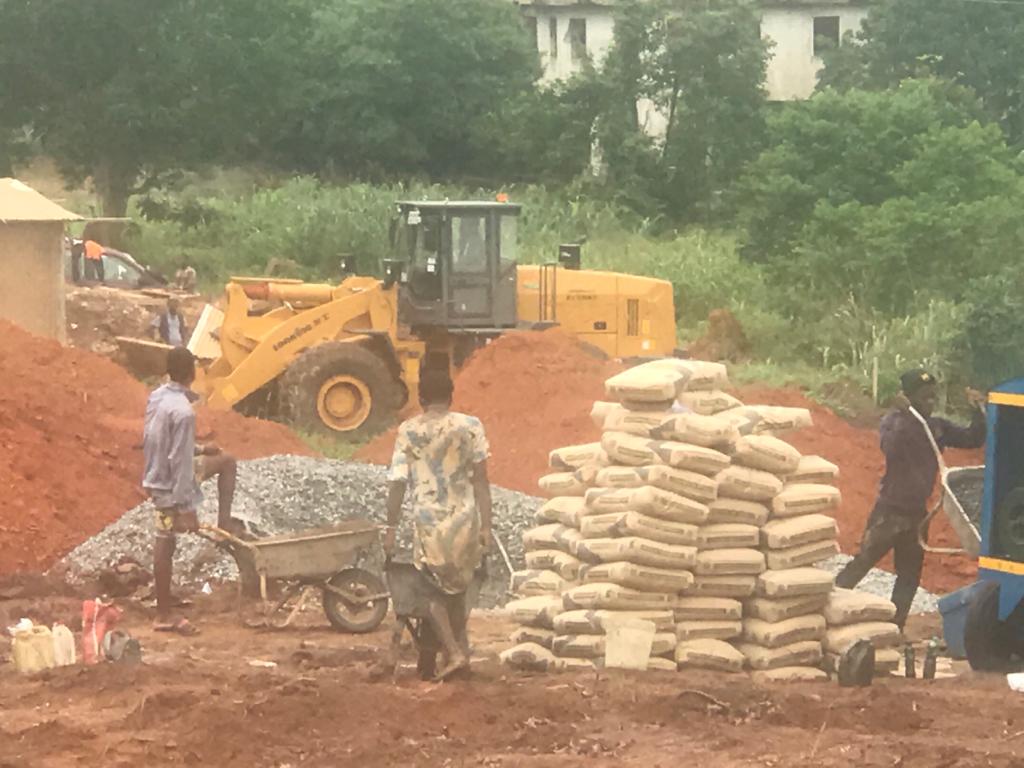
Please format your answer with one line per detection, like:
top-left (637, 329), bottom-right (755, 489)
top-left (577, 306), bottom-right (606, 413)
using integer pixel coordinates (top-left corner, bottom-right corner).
top-left (296, 431), bottom-right (367, 461)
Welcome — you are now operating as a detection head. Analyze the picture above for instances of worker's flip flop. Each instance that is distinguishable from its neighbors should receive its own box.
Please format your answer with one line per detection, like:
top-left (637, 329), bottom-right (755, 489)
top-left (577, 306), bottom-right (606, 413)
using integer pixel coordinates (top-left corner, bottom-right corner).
top-left (153, 618), bottom-right (200, 636)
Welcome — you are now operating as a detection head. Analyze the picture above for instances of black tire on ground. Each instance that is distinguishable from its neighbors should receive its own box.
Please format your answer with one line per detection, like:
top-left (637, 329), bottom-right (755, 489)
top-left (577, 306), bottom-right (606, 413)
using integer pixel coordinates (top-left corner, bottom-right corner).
top-left (322, 568), bottom-right (389, 634)
top-left (964, 580), bottom-right (1015, 671)
top-left (279, 341), bottom-right (402, 440)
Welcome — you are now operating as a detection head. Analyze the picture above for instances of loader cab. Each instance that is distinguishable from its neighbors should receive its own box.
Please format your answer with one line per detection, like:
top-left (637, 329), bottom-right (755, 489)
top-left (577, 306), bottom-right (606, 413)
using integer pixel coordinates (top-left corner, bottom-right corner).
top-left (390, 201), bottom-right (519, 330)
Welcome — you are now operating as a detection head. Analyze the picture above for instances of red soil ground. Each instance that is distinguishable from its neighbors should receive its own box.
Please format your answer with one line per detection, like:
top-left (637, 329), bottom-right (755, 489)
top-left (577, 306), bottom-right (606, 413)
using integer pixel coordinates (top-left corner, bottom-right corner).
top-left (0, 321), bottom-right (313, 576)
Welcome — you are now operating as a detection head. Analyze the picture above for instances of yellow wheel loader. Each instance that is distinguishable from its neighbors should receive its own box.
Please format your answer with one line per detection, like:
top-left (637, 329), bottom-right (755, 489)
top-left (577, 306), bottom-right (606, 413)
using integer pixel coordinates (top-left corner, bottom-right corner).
top-left (187, 201), bottom-right (677, 439)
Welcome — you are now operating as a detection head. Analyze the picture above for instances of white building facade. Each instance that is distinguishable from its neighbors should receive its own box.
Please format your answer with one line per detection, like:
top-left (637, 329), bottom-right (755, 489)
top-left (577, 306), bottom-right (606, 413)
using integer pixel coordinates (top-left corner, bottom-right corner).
top-left (517, 0), bottom-right (870, 102)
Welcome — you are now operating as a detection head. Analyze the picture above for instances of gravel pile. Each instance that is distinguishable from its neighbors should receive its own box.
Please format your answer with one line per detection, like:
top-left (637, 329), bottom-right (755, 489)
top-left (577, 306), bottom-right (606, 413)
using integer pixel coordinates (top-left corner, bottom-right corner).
top-left (60, 456), bottom-right (539, 607)
top-left (817, 554), bottom-right (938, 614)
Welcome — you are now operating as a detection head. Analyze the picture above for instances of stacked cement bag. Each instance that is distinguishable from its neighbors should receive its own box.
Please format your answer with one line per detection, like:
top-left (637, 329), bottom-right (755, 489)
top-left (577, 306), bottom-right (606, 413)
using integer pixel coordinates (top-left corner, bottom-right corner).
top-left (503, 357), bottom-right (851, 679)
top-left (820, 588), bottom-right (902, 675)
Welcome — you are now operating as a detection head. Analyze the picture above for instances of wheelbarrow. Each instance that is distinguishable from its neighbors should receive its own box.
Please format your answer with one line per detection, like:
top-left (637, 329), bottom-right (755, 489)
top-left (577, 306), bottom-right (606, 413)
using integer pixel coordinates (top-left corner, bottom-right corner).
top-left (201, 520), bottom-right (390, 632)
top-left (384, 558), bottom-right (485, 679)
top-left (908, 406), bottom-right (983, 557)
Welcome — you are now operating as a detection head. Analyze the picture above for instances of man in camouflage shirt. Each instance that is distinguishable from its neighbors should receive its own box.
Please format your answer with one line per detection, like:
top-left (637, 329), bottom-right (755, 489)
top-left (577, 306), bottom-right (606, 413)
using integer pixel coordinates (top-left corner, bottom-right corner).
top-left (385, 368), bottom-right (492, 680)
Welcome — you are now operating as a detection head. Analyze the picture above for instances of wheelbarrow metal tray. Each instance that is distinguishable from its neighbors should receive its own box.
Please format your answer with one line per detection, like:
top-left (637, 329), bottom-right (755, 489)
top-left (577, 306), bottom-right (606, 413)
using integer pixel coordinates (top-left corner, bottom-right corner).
top-left (240, 520), bottom-right (380, 581)
top-left (942, 466), bottom-right (983, 558)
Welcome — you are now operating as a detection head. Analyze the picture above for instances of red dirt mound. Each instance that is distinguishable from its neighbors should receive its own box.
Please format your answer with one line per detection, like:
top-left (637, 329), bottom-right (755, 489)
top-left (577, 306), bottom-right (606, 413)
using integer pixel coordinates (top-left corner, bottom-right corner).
top-left (0, 321), bottom-right (313, 576)
top-left (358, 330), bottom-right (620, 493)
top-left (733, 385), bottom-right (981, 594)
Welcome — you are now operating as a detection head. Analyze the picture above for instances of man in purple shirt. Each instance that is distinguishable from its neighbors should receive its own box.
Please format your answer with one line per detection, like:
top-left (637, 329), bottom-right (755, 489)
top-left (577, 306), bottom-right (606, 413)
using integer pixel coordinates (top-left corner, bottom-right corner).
top-left (836, 369), bottom-right (986, 629)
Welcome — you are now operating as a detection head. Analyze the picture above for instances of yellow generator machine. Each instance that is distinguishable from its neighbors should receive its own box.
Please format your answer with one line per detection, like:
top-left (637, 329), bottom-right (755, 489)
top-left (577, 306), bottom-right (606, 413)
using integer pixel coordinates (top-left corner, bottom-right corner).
top-left (192, 201), bottom-right (676, 438)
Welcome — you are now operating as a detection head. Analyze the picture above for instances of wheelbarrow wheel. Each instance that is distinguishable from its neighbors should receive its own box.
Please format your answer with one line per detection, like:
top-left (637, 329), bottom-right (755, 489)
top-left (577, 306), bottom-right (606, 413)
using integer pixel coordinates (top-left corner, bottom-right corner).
top-left (322, 568), bottom-right (389, 634)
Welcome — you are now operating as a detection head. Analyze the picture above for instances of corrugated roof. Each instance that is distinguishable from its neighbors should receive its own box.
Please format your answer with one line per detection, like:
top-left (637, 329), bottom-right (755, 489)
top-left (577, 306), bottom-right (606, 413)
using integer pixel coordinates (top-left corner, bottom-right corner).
top-left (0, 178), bottom-right (82, 223)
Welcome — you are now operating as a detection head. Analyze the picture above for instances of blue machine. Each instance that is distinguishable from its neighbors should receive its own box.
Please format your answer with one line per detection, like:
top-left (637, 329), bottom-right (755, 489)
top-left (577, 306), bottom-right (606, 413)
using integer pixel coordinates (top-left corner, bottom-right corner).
top-left (962, 378), bottom-right (1024, 669)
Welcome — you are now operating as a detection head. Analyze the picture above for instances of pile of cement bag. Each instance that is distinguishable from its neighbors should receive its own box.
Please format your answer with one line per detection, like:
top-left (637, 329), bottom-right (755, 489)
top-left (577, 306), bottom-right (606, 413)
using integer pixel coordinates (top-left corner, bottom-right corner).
top-left (500, 358), bottom-right (900, 680)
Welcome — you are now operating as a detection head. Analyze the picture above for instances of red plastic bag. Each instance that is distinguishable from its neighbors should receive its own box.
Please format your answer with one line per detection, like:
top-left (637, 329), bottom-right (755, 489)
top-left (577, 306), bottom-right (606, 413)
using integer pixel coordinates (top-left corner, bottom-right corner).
top-left (81, 599), bottom-right (122, 665)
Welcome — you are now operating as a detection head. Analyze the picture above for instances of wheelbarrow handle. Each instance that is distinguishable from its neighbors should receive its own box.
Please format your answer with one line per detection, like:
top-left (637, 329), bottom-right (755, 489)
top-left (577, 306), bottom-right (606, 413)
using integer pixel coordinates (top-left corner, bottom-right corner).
top-left (197, 523), bottom-right (252, 551)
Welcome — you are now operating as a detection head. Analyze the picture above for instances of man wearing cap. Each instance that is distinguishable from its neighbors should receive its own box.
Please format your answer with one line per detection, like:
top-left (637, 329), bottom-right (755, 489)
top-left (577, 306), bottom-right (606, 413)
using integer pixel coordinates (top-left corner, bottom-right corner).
top-left (836, 369), bottom-right (986, 629)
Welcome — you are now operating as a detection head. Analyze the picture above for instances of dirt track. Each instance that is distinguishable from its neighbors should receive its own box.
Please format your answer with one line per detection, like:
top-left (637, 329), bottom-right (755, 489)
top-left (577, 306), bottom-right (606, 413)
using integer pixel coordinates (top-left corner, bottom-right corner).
top-left (2, 596), bottom-right (1021, 768)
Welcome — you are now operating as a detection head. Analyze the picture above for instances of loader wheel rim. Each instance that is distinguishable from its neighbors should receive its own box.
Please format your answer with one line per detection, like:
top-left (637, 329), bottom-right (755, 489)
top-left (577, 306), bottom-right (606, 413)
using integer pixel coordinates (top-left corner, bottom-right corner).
top-left (317, 375), bottom-right (372, 432)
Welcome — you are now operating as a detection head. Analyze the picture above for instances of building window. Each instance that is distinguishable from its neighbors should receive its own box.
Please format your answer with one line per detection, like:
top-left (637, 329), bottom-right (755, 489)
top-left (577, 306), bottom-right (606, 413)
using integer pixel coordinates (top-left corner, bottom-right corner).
top-left (813, 16), bottom-right (840, 56)
top-left (525, 16), bottom-right (538, 51)
top-left (568, 18), bottom-right (588, 63)
top-left (549, 17), bottom-right (558, 60)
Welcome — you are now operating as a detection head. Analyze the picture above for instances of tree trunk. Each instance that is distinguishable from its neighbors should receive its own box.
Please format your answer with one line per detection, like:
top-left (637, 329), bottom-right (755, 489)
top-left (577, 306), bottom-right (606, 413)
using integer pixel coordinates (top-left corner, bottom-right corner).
top-left (90, 159), bottom-right (134, 249)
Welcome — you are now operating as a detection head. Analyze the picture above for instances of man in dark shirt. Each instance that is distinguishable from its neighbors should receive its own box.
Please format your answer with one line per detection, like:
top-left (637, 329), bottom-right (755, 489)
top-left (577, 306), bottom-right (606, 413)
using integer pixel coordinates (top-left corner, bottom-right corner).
top-left (835, 369), bottom-right (986, 629)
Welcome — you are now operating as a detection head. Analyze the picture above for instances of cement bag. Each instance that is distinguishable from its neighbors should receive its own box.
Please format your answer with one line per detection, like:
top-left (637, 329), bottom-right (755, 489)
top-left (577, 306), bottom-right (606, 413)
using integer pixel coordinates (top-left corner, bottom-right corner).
top-left (824, 622), bottom-right (901, 654)
top-left (685, 574), bottom-right (758, 598)
top-left (745, 594), bottom-right (828, 624)
top-left (510, 569), bottom-right (568, 597)
top-left (823, 588), bottom-right (897, 626)
top-left (771, 484), bottom-right (841, 518)
top-left (552, 632), bottom-right (676, 659)
top-left (721, 405), bottom-right (813, 436)
top-left (751, 666), bottom-right (828, 684)
top-left (510, 626), bottom-right (555, 649)
top-left (525, 550), bottom-right (582, 581)
top-left (550, 443), bottom-right (605, 471)
top-left (536, 497), bottom-right (587, 528)
top-left (761, 514), bottom-right (838, 550)
top-left (605, 365), bottom-right (685, 403)
top-left (651, 412), bottom-right (739, 449)
top-left (580, 561), bottom-right (694, 593)
top-left (674, 639), bottom-right (745, 673)
top-left (673, 596), bottom-right (743, 621)
top-left (553, 609), bottom-right (675, 635)
top-left (694, 548), bottom-right (766, 576)
top-left (651, 442), bottom-right (731, 475)
top-left (641, 359), bottom-right (729, 391)
top-left (742, 615), bottom-right (826, 649)
top-left (642, 657), bottom-right (680, 672)
top-left (505, 596), bottom-right (565, 629)
top-left (563, 582), bottom-right (677, 611)
top-left (575, 537), bottom-right (698, 570)
top-left (554, 657), bottom-right (596, 672)
top-left (675, 620), bottom-right (742, 642)
top-left (715, 466), bottom-right (783, 502)
top-left (731, 435), bottom-right (801, 475)
top-left (676, 390), bottom-right (742, 416)
top-left (575, 464), bottom-right (605, 488)
top-left (756, 567), bottom-right (835, 598)
top-left (590, 401), bottom-right (618, 429)
top-left (580, 512), bottom-right (631, 539)
top-left (594, 466), bottom-right (646, 489)
top-left (739, 640), bottom-right (823, 671)
top-left (601, 511), bottom-right (700, 547)
top-left (765, 539), bottom-right (839, 570)
top-left (601, 432), bottom-right (663, 467)
top-left (707, 497), bottom-right (769, 527)
top-left (538, 472), bottom-right (588, 498)
top-left (500, 642), bottom-right (556, 671)
top-left (585, 486), bottom-right (709, 525)
top-left (786, 455), bottom-right (839, 485)
top-left (603, 409), bottom-right (672, 438)
top-left (597, 465), bottom-right (718, 504)
top-left (697, 523), bottom-right (761, 551)
top-left (523, 524), bottom-right (583, 554)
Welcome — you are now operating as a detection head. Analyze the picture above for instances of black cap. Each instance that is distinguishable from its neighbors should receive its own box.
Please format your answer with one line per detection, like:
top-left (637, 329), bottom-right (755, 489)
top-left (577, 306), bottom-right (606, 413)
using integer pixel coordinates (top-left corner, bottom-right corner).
top-left (900, 368), bottom-right (936, 395)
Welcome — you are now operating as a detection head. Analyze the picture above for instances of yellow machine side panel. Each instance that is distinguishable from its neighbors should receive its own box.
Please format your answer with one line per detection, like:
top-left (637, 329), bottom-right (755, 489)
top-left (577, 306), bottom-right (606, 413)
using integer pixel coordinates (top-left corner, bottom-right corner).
top-left (516, 265), bottom-right (676, 358)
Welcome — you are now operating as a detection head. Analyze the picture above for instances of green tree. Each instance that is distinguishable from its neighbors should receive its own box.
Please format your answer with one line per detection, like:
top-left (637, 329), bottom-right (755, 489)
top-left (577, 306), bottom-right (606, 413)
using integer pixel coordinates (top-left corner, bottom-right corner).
top-left (818, 0), bottom-right (1024, 143)
top-left (731, 80), bottom-right (1024, 315)
top-left (0, 0), bottom-right (313, 216)
top-left (283, 0), bottom-right (539, 180)
top-left (593, 0), bottom-right (769, 221)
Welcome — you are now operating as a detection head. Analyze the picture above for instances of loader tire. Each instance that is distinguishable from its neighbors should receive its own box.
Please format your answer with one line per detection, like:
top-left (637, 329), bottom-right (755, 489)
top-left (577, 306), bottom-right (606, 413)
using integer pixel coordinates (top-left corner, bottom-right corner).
top-left (280, 342), bottom-right (402, 440)
top-left (964, 580), bottom-right (1014, 671)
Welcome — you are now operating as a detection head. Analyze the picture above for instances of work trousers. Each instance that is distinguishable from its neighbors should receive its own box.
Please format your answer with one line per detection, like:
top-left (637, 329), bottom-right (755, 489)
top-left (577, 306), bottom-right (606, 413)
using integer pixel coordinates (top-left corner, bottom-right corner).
top-left (835, 502), bottom-right (926, 629)
top-left (85, 257), bottom-right (105, 282)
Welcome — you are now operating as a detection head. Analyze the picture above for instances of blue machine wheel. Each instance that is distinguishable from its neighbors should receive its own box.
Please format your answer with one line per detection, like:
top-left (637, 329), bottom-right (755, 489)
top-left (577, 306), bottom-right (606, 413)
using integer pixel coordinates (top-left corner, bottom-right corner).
top-left (964, 580), bottom-right (1015, 671)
